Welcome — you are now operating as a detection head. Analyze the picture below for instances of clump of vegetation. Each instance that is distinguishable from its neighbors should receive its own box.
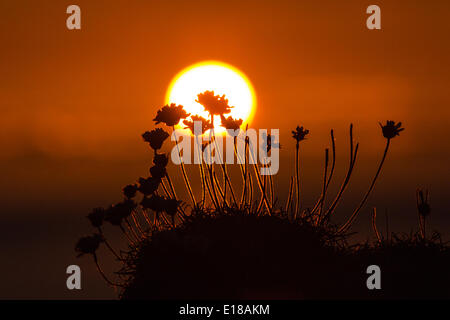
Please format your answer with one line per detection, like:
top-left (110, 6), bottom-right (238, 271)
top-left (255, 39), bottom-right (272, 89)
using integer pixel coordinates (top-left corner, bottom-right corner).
top-left (75, 92), bottom-right (449, 299)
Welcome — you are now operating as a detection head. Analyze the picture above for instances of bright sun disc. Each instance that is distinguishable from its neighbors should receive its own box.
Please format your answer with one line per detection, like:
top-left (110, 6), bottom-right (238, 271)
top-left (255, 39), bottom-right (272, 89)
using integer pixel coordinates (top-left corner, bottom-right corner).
top-left (165, 61), bottom-right (256, 133)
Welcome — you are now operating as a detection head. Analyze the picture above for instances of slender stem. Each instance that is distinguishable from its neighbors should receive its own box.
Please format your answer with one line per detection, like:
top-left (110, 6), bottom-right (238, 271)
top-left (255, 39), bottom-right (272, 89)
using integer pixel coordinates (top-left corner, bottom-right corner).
top-left (234, 136), bottom-right (246, 210)
top-left (285, 176), bottom-right (294, 215)
top-left (339, 139), bottom-right (391, 233)
top-left (97, 227), bottom-right (121, 261)
top-left (141, 208), bottom-right (153, 227)
top-left (160, 178), bottom-right (171, 197)
top-left (172, 126), bottom-right (196, 207)
top-left (294, 143), bottom-right (300, 219)
top-left (248, 144), bottom-right (272, 215)
top-left (241, 137), bottom-right (249, 207)
top-left (322, 125), bottom-right (358, 223)
top-left (269, 171), bottom-right (274, 208)
top-left (252, 163), bottom-right (271, 214)
top-left (385, 209), bottom-right (389, 242)
top-left (125, 218), bottom-right (140, 241)
top-left (196, 140), bottom-right (206, 207)
top-left (93, 253), bottom-right (123, 288)
top-left (256, 162), bottom-right (266, 215)
top-left (119, 224), bottom-right (136, 245)
top-left (372, 207), bottom-right (381, 243)
top-left (208, 163), bottom-right (222, 210)
top-left (131, 210), bottom-right (145, 236)
top-left (165, 174), bottom-right (177, 199)
top-left (208, 115), bottom-right (224, 207)
top-left (316, 149), bottom-right (329, 225)
top-left (248, 167), bottom-right (253, 207)
top-left (311, 130), bottom-right (336, 216)
top-left (212, 132), bottom-right (237, 206)
top-left (204, 162), bottom-right (219, 210)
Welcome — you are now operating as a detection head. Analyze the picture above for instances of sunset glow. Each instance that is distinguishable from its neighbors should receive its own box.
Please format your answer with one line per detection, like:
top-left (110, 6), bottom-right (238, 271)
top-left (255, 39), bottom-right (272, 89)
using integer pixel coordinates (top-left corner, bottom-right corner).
top-left (166, 61), bottom-right (256, 133)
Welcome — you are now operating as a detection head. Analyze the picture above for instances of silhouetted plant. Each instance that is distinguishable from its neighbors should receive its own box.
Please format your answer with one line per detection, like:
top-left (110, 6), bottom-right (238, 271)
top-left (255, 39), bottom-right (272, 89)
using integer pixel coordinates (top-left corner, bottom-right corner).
top-left (196, 90), bottom-right (232, 119)
top-left (220, 114), bottom-right (243, 131)
top-left (142, 128), bottom-right (169, 151)
top-left (77, 91), bottom-right (449, 299)
top-left (75, 234), bottom-right (121, 287)
top-left (183, 115), bottom-right (213, 135)
top-left (339, 120), bottom-right (404, 233)
top-left (153, 103), bottom-right (190, 126)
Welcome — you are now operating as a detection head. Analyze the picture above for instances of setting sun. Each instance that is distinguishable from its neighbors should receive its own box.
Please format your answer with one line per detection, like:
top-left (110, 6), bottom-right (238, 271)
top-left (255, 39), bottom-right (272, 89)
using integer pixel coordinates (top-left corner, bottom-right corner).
top-left (165, 61), bottom-right (256, 133)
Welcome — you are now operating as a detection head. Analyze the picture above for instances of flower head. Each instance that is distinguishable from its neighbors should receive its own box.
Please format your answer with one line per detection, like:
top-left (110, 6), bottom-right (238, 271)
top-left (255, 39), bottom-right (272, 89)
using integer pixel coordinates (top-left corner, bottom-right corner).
top-left (122, 184), bottom-right (138, 199)
top-left (220, 114), bottom-right (243, 131)
top-left (138, 176), bottom-right (160, 196)
top-left (292, 126), bottom-right (309, 143)
top-left (153, 103), bottom-right (190, 127)
top-left (150, 165), bottom-right (167, 180)
top-left (104, 200), bottom-right (136, 226)
top-left (75, 234), bottom-right (103, 257)
top-left (141, 194), bottom-right (165, 212)
top-left (87, 207), bottom-right (105, 228)
top-left (379, 120), bottom-right (404, 139)
top-left (153, 153), bottom-right (169, 168)
top-left (183, 115), bottom-right (213, 135)
top-left (142, 128), bottom-right (169, 151)
top-left (196, 91), bottom-right (233, 117)
top-left (261, 132), bottom-right (280, 153)
top-left (164, 198), bottom-right (182, 216)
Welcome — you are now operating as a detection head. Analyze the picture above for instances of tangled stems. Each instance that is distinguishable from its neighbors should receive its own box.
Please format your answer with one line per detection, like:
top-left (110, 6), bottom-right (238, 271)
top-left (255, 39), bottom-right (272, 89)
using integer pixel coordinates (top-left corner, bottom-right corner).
top-left (196, 140), bottom-right (218, 210)
top-left (172, 126), bottom-right (196, 208)
top-left (311, 130), bottom-right (336, 221)
top-left (233, 136), bottom-right (246, 209)
top-left (240, 136), bottom-right (249, 208)
top-left (247, 141), bottom-right (272, 215)
top-left (339, 138), bottom-right (391, 233)
top-left (196, 140), bottom-right (207, 207)
top-left (285, 176), bottom-right (294, 214)
top-left (314, 148), bottom-right (329, 225)
top-left (321, 125), bottom-right (359, 224)
top-left (211, 132), bottom-right (237, 206)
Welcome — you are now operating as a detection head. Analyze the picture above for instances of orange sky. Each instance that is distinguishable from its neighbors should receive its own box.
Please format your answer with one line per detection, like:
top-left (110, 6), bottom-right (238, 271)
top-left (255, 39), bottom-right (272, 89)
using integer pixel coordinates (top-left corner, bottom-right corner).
top-left (1, 0), bottom-right (449, 298)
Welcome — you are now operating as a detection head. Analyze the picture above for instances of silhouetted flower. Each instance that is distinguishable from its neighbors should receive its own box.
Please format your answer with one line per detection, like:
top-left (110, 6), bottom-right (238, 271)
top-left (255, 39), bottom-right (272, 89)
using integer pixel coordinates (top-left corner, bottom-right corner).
top-left (379, 120), bottom-right (404, 139)
top-left (153, 103), bottom-right (190, 126)
top-left (183, 115), bottom-right (213, 135)
top-left (138, 177), bottom-right (160, 196)
top-left (87, 207), bottom-right (105, 228)
top-left (261, 132), bottom-right (281, 153)
top-left (150, 165), bottom-right (167, 180)
top-left (417, 189), bottom-right (431, 217)
top-left (292, 126), bottom-right (309, 143)
top-left (164, 198), bottom-right (182, 216)
top-left (153, 153), bottom-right (169, 168)
top-left (75, 234), bottom-right (103, 257)
top-left (141, 194), bottom-right (165, 213)
top-left (220, 114), bottom-right (243, 131)
top-left (104, 200), bottom-right (136, 226)
top-left (123, 184), bottom-right (138, 199)
top-left (196, 91), bottom-right (232, 117)
top-left (142, 128), bottom-right (169, 151)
